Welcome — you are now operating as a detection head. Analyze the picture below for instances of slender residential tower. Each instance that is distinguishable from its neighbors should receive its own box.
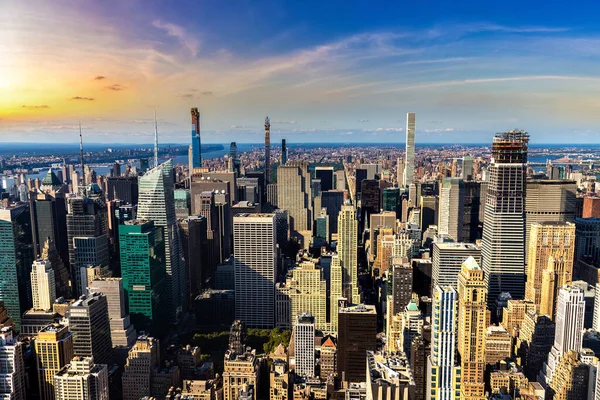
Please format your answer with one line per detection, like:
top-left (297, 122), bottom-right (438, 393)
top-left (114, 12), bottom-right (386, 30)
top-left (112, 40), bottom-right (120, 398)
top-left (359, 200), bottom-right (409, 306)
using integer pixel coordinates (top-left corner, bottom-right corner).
top-left (482, 130), bottom-right (528, 305)
top-left (265, 116), bottom-right (271, 184)
top-left (191, 108), bottom-right (201, 168)
top-left (281, 139), bottom-right (287, 165)
top-left (403, 112), bottom-right (416, 188)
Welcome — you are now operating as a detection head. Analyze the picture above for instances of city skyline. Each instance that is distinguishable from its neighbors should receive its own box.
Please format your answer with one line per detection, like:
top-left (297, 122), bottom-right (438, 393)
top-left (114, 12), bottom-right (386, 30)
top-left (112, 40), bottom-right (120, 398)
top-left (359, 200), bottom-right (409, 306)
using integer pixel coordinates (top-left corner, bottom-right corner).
top-left (3, 1), bottom-right (600, 144)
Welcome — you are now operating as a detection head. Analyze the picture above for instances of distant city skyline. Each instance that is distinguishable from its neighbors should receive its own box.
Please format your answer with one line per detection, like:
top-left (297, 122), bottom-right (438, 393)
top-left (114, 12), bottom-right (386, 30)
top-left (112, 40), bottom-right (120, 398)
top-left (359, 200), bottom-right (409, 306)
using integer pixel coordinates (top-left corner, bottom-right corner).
top-left (3, 1), bottom-right (600, 143)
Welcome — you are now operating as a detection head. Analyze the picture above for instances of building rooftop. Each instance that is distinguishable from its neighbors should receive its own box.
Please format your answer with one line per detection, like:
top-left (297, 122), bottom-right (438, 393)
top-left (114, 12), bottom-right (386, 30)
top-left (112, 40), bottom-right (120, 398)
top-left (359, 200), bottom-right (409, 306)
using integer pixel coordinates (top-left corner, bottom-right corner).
top-left (339, 304), bottom-right (376, 314)
top-left (463, 256), bottom-right (481, 270)
top-left (434, 242), bottom-right (481, 251)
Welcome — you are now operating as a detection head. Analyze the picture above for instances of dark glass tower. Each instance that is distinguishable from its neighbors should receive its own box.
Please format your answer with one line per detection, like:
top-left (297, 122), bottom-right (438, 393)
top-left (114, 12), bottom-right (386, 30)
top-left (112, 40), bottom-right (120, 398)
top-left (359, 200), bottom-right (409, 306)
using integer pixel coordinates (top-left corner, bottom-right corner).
top-left (191, 107), bottom-right (201, 169)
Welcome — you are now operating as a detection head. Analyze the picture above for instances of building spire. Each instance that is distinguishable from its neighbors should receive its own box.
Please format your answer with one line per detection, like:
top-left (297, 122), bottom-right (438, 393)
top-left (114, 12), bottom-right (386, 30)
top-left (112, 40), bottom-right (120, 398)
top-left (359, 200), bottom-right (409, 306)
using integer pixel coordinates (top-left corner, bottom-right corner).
top-left (154, 109), bottom-right (159, 168)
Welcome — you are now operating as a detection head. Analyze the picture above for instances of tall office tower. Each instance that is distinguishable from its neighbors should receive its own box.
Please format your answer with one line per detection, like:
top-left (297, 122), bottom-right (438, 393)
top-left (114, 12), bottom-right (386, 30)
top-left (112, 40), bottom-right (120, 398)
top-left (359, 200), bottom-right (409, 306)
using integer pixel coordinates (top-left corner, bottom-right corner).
top-left (575, 217), bottom-right (600, 273)
top-left (0, 328), bottom-right (25, 400)
top-left (462, 156), bottom-right (474, 181)
top-left (66, 192), bottom-right (109, 297)
top-left (390, 258), bottom-right (413, 316)
top-left (280, 139), bottom-right (287, 165)
top-left (174, 188), bottom-right (191, 218)
top-left (179, 215), bottom-right (208, 297)
top-left (31, 260), bottom-right (56, 311)
top-left (294, 313), bottom-right (316, 377)
top-left (230, 141), bottom-right (238, 163)
top-left (122, 336), bottom-right (159, 400)
top-left (500, 299), bottom-right (536, 338)
top-left (396, 157), bottom-right (404, 187)
top-left (403, 112), bottom-right (416, 188)
top-left (428, 286), bottom-right (460, 400)
top-left (432, 242), bottom-right (482, 290)
top-left (548, 351), bottom-right (592, 400)
top-left (438, 178), bottom-right (464, 241)
top-left (337, 304), bottom-right (377, 382)
top-left (67, 293), bottom-right (112, 365)
top-left (338, 205), bottom-right (360, 304)
top-left (525, 222), bottom-right (575, 314)
top-left (223, 349), bottom-right (260, 400)
top-left (30, 174), bottom-right (68, 264)
top-left (583, 197), bottom-right (600, 218)
top-left (360, 179), bottom-right (381, 222)
top-left (106, 176), bottom-right (139, 205)
top-left (35, 324), bottom-right (73, 400)
top-left (233, 214), bottom-right (276, 328)
top-left (525, 180), bottom-right (576, 258)
top-left (0, 302), bottom-right (13, 329)
top-left (382, 187), bottom-right (400, 214)
top-left (315, 166), bottom-right (334, 192)
top-left (0, 203), bottom-right (34, 329)
top-left (329, 256), bottom-right (343, 332)
top-left (461, 181), bottom-right (482, 243)
top-left (54, 356), bottom-right (109, 400)
top-left (88, 278), bottom-right (136, 350)
top-left (267, 184), bottom-right (278, 207)
top-left (482, 130), bottom-right (529, 305)
top-left (137, 160), bottom-right (186, 322)
top-left (286, 260), bottom-right (327, 331)
top-left (539, 285), bottom-right (585, 386)
top-left (190, 107), bottom-right (201, 169)
top-left (314, 208), bottom-right (329, 243)
top-left (229, 320), bottom-right (248, 354)
top-left (277, 161), bottom-right (312, 232)
top-left (321, 190), bottom-right (344, 234)
top-left (457, 257), bottom-right (487, 400)
top-left (516, 311), bottom-right (555, 381)
top-left (420, 195), bottom-right (437, 233)
top-left (119, 220), bottom-right (166, 334)
top-left (265, 116), bottom-right (271, 184)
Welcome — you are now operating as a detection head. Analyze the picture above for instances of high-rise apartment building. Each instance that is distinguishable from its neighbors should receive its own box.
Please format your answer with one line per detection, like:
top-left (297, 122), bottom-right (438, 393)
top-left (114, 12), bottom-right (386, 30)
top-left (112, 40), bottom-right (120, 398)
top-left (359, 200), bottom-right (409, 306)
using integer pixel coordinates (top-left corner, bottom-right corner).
top-left (338, 205), bottom-right (360, 304)
top-left (457, 257), bottom-right (487, 400)
top-left (277, 161), bottom-right (312, 232)
top-left (35, 323), bottom-right (73, 400)
top-left (122, 336), bottom-right (159, 400)
top-left (265, 116), bottom-right (271, 187)
top-left (191, 108), bottom-right (201, 169)
top-left (294, 313), bottom-right (315, 377)
top-left (88, 278), bottom-right (136, 350)
top-left (0, 203), bottom-right (34, 329)
top-left (233, 214), bottom-right (276, 328)
top-left (482, 130), bottom-right (529, 305)
top-left (432, 242), bottom-right (482, 290)
top-left (31, 259), bottom-right (56, 311)
top-left (525, 180), bottom-right (577, 257)
top-left (403, 112), bottom-right (416, 188)
top-left (119, 220), bottom-right (166, 333)
top-left (54, 356), bottom-right (109, 400)
top-left (67, 293), bottom-right (112, 365)
top-left (390, 258), bottom-right (413, 316)
top-left (538, 285), bottom-right (585, 387)
top-left (428, 286), bottom-right (460, 400)
top-left (0, 328), bottom-right (25, 400)
top-left (337, 304), bottom-right (377, 382)
top-left (137, 160), bottom-right (186, 322)
top-left (525, 222), bottom-right (575, 315)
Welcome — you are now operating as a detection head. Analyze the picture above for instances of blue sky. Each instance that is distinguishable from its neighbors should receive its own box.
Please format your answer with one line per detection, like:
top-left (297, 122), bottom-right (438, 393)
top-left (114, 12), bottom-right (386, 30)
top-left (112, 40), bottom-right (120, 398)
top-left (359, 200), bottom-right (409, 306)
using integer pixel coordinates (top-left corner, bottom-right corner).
top-left (1, 0), bottom-right (600, 144)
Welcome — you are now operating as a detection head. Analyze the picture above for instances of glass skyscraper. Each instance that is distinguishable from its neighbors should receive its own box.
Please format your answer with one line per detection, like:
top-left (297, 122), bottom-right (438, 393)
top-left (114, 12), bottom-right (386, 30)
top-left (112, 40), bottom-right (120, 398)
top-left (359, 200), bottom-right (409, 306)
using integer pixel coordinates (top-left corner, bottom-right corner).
top-left (191, 108), bottom-right (201, 169)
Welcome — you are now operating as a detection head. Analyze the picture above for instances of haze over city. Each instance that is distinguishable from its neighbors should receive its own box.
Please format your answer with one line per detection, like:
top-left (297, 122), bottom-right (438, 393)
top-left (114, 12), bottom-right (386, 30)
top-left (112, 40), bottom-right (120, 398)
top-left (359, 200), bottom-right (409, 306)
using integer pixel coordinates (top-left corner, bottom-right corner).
top-left (2, 0), bottom-right (600, 144)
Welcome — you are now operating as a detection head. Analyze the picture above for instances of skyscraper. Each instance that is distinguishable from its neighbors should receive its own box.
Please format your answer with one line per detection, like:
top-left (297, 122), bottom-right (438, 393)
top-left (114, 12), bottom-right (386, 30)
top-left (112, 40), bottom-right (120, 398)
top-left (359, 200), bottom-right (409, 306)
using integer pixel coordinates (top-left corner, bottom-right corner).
top-left (280, 139), bottom-right (287, 166)
top-left (265, 116), bottom-right (271, 185)
top-left (432, 242), bottom-right (482, 290)
top-left (457, 257), bottom-right (487, 400)
top-left (233, 214), bottom-right (276, 328)
top-left (294, 313), bottom-right (315, 377)
top-left (119, 220), bottom-right (166, 333)
top-left (525, 222), bottom-right (575, 314)
top-left (403, 112), bottom-right (416, 188)
top-left (338, 205), bottom-right (360, 304)
top-left (191, 107), bottom-right (201, 169)
top-left (482, 130), bottom-right (529, 305)
top-left (438, 178), bottom-right (464, 241)
top-left (0, 328), bottom-right (25, 400)
top-left (122, 336), bottom-right (159, 400)
top-left (277, 161), bottom-right (312, 232)
top-left (286, 260), bottom-right (327, 331)
top-left (315, 166), bottom-right (334, 192)
top-left (137, 160), bottom-right (186, 322)
top-left (337, 304), bottom-right (377, 382)
top-left (67, 293), bottom-right (112, 365)
top-left (31, 259), bottom-right (56, 311)
top-left (54, 356), bottom-right (109, 400)
top-left (462, 155), bottom-right (473, 181)
top-left (35, 323), bottom-right (73, 400)
top-left (428, 285), bottom-right (460, 400)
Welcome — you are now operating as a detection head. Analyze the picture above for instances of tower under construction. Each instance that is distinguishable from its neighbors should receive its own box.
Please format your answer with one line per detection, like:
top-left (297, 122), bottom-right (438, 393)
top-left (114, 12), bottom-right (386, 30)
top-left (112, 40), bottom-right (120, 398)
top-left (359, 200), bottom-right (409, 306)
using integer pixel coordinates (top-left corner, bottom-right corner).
top-left (191, 108), bottom-right (201, 169)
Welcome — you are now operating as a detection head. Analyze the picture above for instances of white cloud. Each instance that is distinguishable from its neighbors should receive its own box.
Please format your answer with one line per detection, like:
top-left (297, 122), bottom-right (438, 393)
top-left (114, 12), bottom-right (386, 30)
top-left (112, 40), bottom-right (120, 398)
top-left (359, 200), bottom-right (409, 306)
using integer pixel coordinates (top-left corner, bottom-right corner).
top-left (152, 20), bottom-right (200, 57)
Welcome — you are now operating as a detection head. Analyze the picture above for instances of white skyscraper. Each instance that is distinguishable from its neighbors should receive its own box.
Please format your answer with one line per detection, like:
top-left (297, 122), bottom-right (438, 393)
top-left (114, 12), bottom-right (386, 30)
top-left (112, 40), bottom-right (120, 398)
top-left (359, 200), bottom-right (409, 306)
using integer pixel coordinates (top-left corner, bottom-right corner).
top-left (294, 313), bottom-right (316, 377)
top-left (539, 284), bottom-right (586, 387)
top-left (0, 328), bottom-right (25, 400)
top-left (337, 205), bottom-right (360, 304)
top-left (438, 178), bottom-right (464, 241)
top-left (403, 112), bottom-right (416, 188)
top-left (54, 356), bottom-right (109, 400)
top-left (427, 286), bottom-right (460, 400)
top-left (137, 160), bottom-right (186, 322)
top-left (233, 213), bottom-right (276, 328)
top-left (31, 259), bottom-right (56, 312)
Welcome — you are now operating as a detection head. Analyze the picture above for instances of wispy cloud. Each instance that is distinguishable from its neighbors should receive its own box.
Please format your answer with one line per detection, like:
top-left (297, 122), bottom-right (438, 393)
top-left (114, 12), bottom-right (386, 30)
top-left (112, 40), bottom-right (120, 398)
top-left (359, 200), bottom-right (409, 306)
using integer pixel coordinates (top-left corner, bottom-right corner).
top-left (71, 96), bottom-right (95, 101)
top-left (105, 84), bottom-right (126, 91)
top-left (180, 93), bottom-right (194, 99)
top-left (152, 20), bottom-right (200, 57)
top-left (94, 75), bottom-right (106, 80)
top-left (201, 91), bottom-right (213, 96)
top-left (358, 119), bottom-right (369, 122)
top-left (273, 120), bottom-right (297, 125)
top-left (22, 105), bottom-right (50, 109)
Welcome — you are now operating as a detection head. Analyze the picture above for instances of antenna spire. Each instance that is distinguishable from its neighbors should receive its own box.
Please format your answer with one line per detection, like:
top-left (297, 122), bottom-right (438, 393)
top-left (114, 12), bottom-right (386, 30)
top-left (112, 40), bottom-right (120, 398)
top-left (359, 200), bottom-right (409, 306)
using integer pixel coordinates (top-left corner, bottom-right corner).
top-left (79, 121), bottom-right (86, 187)
top-left (154, 110), bottom-right (159, 168)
